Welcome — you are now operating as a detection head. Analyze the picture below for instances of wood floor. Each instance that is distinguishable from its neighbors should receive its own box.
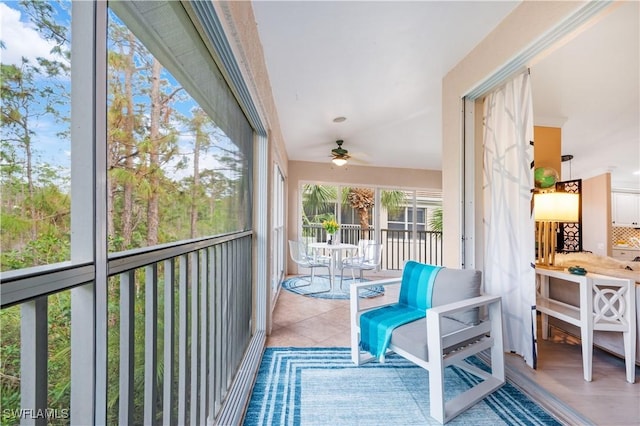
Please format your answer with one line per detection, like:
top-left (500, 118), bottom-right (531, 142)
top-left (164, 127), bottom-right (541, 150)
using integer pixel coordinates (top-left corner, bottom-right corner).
top-left (267, 279), bottom-right (640, 426)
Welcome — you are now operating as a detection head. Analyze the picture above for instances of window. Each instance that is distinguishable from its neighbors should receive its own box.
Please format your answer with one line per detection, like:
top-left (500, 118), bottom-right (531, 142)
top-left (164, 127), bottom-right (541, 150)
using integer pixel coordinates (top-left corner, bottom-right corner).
top-left (106, 10), bottom-right (252, 252)
top-left (1, 1), bottom-right (72, 270)
top-left (388, 207), bottom-right (428, 230)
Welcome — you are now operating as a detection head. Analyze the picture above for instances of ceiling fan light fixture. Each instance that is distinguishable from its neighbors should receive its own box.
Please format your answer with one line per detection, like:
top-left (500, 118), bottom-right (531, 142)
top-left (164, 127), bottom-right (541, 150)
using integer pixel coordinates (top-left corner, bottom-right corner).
top-left (330, 140), bottom-right (350, 166)
top-left (332, 157), bottom-right (347, 166)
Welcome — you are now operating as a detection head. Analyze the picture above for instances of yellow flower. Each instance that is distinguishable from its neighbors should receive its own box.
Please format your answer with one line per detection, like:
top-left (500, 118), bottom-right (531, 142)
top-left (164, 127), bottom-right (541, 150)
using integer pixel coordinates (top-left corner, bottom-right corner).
top-left (322, 219), bottom-right (339, 234)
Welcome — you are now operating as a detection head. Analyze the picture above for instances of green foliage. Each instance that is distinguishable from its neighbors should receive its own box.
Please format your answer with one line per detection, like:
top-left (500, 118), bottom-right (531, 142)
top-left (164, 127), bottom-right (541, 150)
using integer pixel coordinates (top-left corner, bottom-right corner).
top-left (301, 185), bottom-right (408, 228)
top-left (0, 292), bottom-right (72, 426)
top-left (0, 305), bottom-right (21, 425)
top-left (302, 184), bottom-right (337, 225)
top-left (1, 2), bottom-right (252, 418)
top-left (429, 207), bottom-right (443, 233)
top-left (380, 190), bottom-right (407, 215)
top-left (1, 232), bottom-right (70, 270)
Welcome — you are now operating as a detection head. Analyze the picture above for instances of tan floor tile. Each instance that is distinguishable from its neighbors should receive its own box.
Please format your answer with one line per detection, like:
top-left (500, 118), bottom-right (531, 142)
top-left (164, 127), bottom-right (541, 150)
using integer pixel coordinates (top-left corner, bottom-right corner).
top-left (287, 318), bottom-right (344, 343)
top-left (266, 326), bottom-right (317, 347)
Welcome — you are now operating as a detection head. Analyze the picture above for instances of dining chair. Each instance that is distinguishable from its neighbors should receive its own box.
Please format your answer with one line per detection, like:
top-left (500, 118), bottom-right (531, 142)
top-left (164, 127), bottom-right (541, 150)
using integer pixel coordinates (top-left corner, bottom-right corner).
top-left (340, 242), bottom-right (383, 289)
top-left (288, 240), bottom-right (331, 291)
top-left (355, 239), bottom-right (375, 259)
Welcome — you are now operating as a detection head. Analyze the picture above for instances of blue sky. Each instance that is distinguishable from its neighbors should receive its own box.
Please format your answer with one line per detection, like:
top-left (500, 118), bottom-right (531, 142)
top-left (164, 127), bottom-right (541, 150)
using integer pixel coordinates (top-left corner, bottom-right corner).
top-left (1, 1), bottom-right (71, 179)
top-left (1, 1), bottom-right (243, 184)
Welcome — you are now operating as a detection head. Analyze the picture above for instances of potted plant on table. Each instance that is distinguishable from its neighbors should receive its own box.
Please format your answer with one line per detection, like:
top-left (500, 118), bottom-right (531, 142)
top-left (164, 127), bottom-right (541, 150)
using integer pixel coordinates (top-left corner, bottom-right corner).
top-left (322, 219), bottom-right (340, 245)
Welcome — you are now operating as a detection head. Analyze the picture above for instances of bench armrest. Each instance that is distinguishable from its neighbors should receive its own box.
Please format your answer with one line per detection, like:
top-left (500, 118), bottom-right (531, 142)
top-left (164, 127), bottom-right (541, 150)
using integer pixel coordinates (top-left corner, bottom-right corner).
top-left (428, 294), bottom-right (501, 317)
top-left (350, 277), bottom-right (401, 314)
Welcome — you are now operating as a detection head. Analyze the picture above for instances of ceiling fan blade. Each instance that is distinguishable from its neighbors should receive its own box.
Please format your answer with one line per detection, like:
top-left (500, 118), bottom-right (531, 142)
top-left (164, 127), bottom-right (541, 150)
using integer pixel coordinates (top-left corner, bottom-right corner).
top-left (331, 152), bottom-right (351, 159)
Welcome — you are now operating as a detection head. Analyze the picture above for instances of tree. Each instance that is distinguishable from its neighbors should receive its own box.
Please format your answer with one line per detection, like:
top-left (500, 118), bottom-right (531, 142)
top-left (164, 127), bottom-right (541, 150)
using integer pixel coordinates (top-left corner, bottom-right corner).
top-left (107, 27), bottom-right (139, 248)
top-left (347, 188), bottom-right (407, 239)
top-left (146, 58), bottom-right (163, 246)
top-left (301, 185), bottom-right (407, 239)
top-left (347, 188), bottom-right (375, 239)
top-left (301, 184), bottom-right (336, 226)
top-left (187, 108), bottom-right (210, 238)
top-left (106, 18), bottom-right (183, 249)
top-left (1, 0), bottom-right (71, 264)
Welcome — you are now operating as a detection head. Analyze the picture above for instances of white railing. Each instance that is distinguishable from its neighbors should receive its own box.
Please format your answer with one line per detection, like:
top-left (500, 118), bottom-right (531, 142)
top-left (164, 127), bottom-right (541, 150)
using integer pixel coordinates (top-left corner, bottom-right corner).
top-left (301, 225), bottom-right (443, 269)
top-left (1, 231), bottom-right (255, 425)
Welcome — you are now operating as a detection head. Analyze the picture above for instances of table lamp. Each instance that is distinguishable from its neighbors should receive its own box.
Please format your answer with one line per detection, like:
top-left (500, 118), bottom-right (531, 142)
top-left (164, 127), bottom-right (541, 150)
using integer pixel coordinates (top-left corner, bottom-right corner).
top-left (534, 191), bottom-right (580, 268)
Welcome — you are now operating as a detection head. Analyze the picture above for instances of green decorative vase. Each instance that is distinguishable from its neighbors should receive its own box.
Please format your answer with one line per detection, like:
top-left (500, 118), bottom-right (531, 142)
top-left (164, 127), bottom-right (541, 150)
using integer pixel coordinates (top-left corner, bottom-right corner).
top-left (534, 167), bottom-right (559, 189)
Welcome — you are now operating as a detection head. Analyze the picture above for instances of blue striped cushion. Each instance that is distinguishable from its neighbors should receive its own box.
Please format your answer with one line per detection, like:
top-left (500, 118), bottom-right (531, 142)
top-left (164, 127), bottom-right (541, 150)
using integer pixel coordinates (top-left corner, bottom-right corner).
top-left (360, 261), bottom-right (442, 359)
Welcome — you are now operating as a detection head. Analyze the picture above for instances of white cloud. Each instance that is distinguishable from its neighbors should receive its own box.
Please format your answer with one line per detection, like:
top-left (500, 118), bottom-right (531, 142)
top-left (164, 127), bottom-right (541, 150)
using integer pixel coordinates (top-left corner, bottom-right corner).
top-left (0, 3), bottom-right (59, 66)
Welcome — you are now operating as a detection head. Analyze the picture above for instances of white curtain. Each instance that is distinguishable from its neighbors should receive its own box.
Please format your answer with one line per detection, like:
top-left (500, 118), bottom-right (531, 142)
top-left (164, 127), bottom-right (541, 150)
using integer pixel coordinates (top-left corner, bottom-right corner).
top-left (483, 71), bottom-right (536, 367)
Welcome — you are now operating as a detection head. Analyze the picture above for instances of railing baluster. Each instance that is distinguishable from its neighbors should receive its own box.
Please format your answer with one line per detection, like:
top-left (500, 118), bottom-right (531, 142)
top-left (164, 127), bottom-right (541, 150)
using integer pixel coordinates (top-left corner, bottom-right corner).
top-left (231, 240), bottom-right (238, 369)
top-left (207, 247), bottom-right (217, 421)
top-left (163, 259), bottom-right (176, 426)
top-left (20, 297), bottom-right (48, 426)
top-left (234, 238), bottom-right (242, 367)
top-left (144, 264), bottom-right (158, 425)
top-left (70, 284), bottom-right (98, 425)
top-left (178, 255), bottom-right (188, 424)
top-left (199, 250), bottom-right (208, 423)
top-left (214, 244), bottom-right (223, 413)
top-left (189, 252), bottom-right (200, 425)
top-left (119, 271), bottom-right (135, 425)
top-left (222, 244), bottom-right (230, 391)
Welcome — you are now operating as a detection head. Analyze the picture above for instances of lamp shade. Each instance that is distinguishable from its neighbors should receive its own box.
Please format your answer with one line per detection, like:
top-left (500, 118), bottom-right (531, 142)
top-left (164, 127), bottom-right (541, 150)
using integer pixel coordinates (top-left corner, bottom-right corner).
top-left (332, 158), bottom-right (347, 166)
top-left (534, 192), bottom-right (579, 222)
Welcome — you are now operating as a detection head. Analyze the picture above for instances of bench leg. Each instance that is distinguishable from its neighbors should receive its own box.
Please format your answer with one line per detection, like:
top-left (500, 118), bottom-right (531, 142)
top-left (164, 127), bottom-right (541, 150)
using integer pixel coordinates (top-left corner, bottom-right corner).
top-left (623, 330), bottom-right (636, 383)
top-left (580, 324), bottom-right (592, 382)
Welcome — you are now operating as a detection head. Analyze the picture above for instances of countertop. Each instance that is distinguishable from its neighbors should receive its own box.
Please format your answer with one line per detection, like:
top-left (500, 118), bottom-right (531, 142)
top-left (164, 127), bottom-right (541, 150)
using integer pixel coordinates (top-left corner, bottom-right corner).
top-left (613, 245), bottom-right (640, 251)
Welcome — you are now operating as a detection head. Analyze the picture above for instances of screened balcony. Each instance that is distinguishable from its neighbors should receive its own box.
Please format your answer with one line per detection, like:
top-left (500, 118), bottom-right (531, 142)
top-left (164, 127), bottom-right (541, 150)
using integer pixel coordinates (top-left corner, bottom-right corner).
top-left (1, 2), bottom-right (269, 425)
top-left (1, 2), bottom-right (443, 425)
top-left (3, 1), bottom-right (638, 425)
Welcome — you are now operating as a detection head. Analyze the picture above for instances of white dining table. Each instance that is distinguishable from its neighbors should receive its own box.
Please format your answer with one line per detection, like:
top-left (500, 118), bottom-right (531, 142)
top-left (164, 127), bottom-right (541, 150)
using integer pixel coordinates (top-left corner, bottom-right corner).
top-left (308, 242), bottom-right (358, 291)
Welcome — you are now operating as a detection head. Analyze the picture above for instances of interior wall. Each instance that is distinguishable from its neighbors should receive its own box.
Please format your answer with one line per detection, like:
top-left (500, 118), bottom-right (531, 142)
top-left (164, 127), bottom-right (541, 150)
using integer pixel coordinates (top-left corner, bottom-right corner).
top-left (533, 126), bottom-right (562, 178)
top-left (286, 161), bottom-right (441, 273)
top-left (582, 173), bottom-right (612, 256)
top-left (442, 1), bottom-right (592, 268)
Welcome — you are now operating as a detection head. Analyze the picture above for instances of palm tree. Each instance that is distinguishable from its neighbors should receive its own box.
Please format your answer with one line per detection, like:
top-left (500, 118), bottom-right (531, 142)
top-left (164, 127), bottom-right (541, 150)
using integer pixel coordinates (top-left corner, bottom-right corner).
top-left (428, 207), bottom-right (443, 233)
top-left (347, 188), bottom-right (407, 239)
top-left (301, 184), bottom-right (337, 236)
top-left (347, 188), bottom-right (375, 239)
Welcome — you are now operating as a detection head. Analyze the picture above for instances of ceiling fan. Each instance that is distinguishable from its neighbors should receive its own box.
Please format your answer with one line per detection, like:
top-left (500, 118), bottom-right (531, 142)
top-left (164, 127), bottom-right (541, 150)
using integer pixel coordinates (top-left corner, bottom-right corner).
top-left (330, 140), bottom-right (350, 166)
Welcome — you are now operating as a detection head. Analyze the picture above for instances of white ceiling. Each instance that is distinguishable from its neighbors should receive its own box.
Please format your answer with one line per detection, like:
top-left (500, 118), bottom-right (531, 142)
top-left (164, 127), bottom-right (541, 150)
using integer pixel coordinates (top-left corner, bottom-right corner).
top-left (252, 1), bottom-right (639, 189)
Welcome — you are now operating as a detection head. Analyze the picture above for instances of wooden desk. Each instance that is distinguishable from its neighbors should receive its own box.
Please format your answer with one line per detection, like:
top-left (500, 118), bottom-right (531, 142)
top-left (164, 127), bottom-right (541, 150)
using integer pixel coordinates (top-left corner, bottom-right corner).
top-left (535, 267), bottom-right (636, 383)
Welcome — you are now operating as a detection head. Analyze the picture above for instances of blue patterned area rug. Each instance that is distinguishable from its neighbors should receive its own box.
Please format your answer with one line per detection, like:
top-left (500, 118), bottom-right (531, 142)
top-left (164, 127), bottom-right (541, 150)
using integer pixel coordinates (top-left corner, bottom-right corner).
top-left (281, 276), bottom-right (384, 300)
top-left (243, 347), bottom-right (561, 426)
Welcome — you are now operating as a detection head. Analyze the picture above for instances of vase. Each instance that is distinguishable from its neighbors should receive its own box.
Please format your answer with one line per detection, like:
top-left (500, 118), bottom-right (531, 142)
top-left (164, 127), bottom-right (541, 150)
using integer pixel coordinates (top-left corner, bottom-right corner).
top-left (327, 233), bottom-right (334, 245)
